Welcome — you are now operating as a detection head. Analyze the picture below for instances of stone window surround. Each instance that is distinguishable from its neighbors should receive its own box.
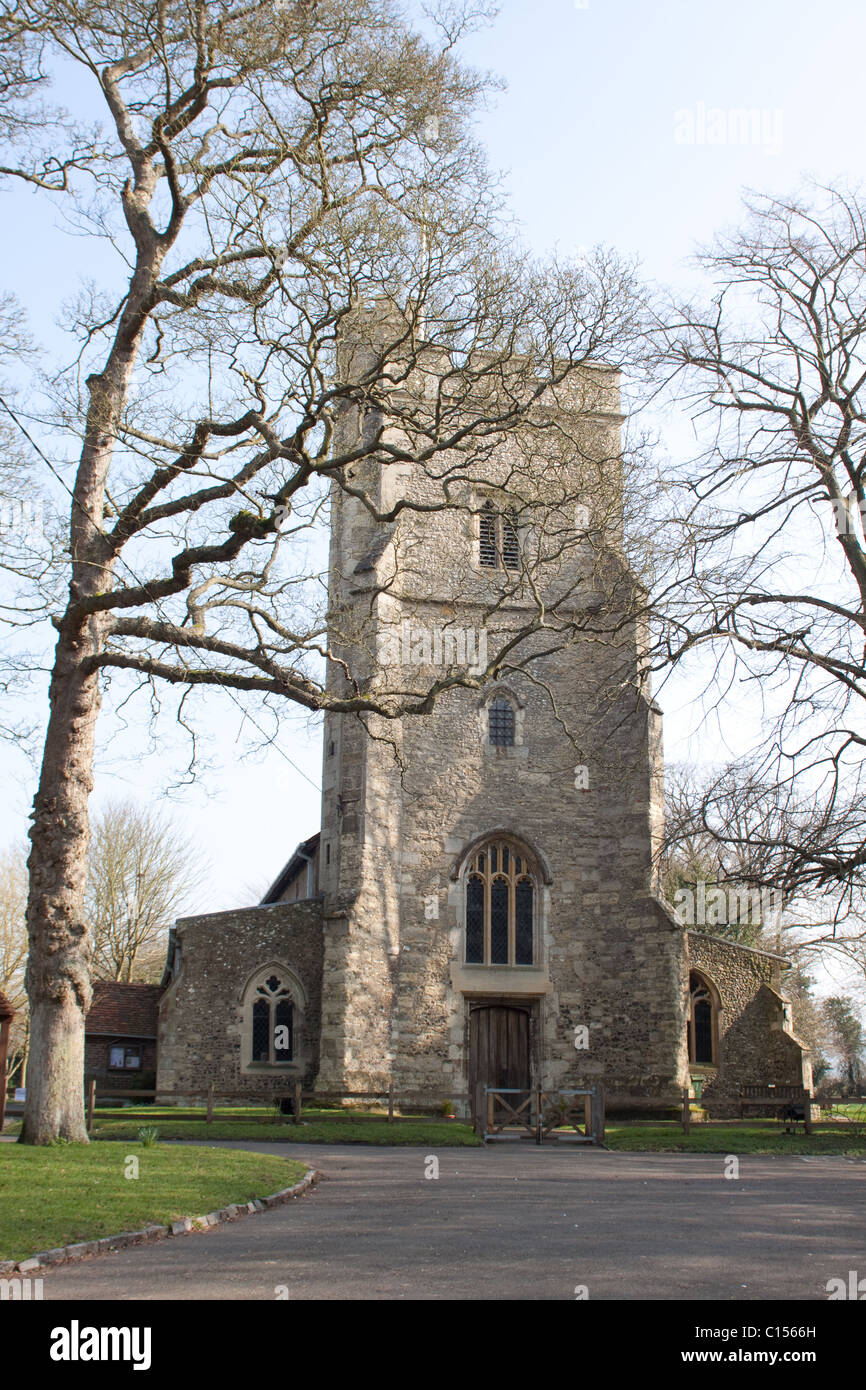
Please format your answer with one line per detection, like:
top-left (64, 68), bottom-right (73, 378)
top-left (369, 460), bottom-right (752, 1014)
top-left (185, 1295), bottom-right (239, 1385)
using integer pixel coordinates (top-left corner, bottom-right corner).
top-left (448, 831), bottom-right (552, 995)
top-left (469, 489), bottom-right (526, 574)
top-left (239, 961), bottom-right (307, 1075)
top-left (687, 968), bottom-right (722, 1070)
top-left (477, 685), bottom-right (526, 757)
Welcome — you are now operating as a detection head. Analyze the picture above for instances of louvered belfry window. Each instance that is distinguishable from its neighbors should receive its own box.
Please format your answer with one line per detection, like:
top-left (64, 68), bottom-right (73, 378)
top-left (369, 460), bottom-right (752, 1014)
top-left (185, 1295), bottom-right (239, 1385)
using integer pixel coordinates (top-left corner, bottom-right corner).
top-left (479, 502), bottom-right (498, 567)
top-left (488, 698), bottom-right (516, 746)
top-left (478, 501), bottom-right (520, 570)
top-left (464, 839), bottom-right (535, 966)
top-left (501, 509), bottom-right (519, 569)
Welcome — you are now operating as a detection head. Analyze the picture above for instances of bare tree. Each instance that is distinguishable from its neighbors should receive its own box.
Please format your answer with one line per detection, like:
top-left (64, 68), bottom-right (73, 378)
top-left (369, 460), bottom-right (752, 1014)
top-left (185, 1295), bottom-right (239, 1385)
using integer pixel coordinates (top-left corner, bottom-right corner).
top-left (652, 182), bottom-right (866, 902)
top-left (86, 800), bottom-right (206, 982)
top-left (0, 0), bottom-right (651, 1140)
top-left (659, 760), bottom-right (866, 971)
top-left (822, 995), bottom-right (865, 1094)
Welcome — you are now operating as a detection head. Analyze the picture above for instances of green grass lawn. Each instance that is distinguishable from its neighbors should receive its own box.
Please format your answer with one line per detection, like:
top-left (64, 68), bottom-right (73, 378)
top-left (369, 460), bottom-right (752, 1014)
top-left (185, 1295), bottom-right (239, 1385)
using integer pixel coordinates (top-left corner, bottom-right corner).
top-left (79, 1107), bottom-right (866, 1153)
top-left (88, 1113), bottom-right (482, 1146)
top-left (0, 1142), bottom-right (307, 1264)
top-left (603, 1120), bottom-right (866, 1155)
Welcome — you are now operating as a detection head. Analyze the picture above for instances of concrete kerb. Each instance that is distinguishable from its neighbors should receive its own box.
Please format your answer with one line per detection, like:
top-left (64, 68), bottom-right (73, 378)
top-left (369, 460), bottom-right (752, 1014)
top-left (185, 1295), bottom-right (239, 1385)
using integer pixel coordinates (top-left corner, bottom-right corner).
top-left (1, 1167), bottom-right (318, 1275)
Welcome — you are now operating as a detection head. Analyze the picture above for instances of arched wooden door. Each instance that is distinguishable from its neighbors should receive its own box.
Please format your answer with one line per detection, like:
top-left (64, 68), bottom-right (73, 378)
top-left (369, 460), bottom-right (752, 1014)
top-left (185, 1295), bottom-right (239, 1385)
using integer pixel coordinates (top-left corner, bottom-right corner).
top-left (469, 1004), bottom-right (531, 1119)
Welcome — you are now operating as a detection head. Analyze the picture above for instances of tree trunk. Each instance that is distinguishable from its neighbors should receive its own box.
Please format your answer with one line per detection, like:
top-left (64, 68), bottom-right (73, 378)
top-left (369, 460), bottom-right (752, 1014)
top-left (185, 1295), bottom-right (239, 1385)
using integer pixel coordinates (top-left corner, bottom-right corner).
top-left (19, 615), bottom-right (106, 1143)
top-left (17, 141), bottom-right (166, 1143)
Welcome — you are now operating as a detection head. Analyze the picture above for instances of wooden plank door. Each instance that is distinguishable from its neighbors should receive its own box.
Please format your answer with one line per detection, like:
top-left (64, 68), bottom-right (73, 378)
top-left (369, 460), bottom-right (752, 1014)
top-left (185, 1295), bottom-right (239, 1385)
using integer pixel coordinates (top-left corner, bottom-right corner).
top-left (469, 1005), bottom-right (531, 1122)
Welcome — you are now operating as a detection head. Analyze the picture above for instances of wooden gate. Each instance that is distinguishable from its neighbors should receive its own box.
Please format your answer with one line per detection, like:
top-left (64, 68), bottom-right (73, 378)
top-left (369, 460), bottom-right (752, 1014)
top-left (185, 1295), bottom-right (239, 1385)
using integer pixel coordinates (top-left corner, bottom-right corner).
top-left (479, 1086), bottom-right (606, 1145)
top-left (469, 1004), bottom-right (531, 1125)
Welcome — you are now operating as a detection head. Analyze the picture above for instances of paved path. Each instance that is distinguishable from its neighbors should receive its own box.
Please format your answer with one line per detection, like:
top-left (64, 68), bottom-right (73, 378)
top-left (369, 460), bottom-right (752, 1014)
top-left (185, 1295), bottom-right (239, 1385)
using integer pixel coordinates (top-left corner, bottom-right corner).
top-left (39, 1144), bottom-right (865, 1301)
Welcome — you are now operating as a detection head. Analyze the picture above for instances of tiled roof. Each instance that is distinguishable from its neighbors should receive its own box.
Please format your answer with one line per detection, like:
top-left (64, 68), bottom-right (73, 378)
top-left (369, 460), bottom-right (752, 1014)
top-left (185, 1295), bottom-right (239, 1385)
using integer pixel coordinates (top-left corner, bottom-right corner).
top-left (85, 981), bottom-right (162, 1038)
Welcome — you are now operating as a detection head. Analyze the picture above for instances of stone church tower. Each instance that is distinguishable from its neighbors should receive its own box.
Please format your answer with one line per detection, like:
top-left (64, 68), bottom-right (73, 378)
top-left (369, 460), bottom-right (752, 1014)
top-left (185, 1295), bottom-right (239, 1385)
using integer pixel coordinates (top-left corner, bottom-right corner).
top-left (311, 322), bottom-right (688, 1112)
top-left (156, 318), bottom-right (810, 1118)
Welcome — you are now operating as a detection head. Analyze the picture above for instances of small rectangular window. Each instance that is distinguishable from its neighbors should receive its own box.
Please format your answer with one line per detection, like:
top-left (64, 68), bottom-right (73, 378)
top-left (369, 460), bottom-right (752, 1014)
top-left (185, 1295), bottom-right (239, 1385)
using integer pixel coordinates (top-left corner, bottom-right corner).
top-left (489, 699), bottom-right (516, 746)
top-left (110, 1045), bottom-right (141, 1069)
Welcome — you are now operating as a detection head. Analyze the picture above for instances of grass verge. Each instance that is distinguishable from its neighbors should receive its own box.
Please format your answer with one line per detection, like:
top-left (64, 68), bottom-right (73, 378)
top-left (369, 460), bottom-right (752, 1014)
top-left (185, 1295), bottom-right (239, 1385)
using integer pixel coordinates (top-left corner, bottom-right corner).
top-left (603, 1121), bottom-right (866, 1155)
top-left (88, 1115), bottom-right (482, 1145)
top-left (0, 1141), bottom-right (307, 1263)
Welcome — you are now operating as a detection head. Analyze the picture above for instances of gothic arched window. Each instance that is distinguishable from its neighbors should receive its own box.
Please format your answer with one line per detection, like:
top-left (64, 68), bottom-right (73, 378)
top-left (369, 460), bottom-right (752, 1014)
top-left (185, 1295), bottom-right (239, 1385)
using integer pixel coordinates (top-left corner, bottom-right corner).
top-left (465, 839), bottom-right (535, 966)
top-left (687, 971), bottom-right (717, 1066)
top-left (247, 971), bottom-right (295, 1066)
top-left (478, 501), bottom-right (520, 571)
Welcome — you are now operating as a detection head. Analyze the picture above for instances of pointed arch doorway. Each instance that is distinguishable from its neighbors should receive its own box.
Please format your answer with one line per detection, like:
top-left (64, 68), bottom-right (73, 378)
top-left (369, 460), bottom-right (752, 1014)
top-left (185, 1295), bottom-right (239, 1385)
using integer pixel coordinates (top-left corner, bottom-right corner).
top-left (469, 1002), bottom-right (532, 1122)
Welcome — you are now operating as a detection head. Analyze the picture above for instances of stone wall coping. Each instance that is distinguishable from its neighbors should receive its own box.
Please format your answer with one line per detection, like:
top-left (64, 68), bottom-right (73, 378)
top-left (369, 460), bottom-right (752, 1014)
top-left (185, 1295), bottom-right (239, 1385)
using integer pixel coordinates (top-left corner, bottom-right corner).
top-left (0, 1166), bottom-right (319, 1276)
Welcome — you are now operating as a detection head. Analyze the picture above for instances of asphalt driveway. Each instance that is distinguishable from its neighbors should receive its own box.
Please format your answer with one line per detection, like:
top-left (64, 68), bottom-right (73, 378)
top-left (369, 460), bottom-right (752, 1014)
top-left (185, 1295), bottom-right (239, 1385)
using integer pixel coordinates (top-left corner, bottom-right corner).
top-left (37, 1143), bottom-right (865, 1301)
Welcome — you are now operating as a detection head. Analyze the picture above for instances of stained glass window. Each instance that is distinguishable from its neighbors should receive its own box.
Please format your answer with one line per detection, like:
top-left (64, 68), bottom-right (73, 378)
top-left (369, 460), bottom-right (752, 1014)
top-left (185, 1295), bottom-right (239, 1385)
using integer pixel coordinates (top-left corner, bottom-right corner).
top-left (466, 876), bottom-right (484, 963)
top-left (274, 1000), bottom-right (293, 1061)
top-left (490, 880), bottom-right (509, 963)
top-left (515, 879), bottom-right (534, 964)
top-left (250, 974), bottom-right (295, 1064)
top-left (688, 972), bottom-right (716, 1066)
top-left (464, 840), bottom-right (536, 967)
top-left (252, 998), bottom-right (270, 1062)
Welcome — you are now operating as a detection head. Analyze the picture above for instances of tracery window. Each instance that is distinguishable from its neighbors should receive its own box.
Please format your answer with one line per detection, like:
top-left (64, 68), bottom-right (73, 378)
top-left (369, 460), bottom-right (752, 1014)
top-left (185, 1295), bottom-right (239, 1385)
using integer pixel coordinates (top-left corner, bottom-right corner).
top-left (249, 972), bottom-right (294, 1065)
top-left (687, 971), bottom-right (717, 1066)
top-left (465, 839), bottom-right (535, 966)
top-left (478, 501), bottom-right (520, 570)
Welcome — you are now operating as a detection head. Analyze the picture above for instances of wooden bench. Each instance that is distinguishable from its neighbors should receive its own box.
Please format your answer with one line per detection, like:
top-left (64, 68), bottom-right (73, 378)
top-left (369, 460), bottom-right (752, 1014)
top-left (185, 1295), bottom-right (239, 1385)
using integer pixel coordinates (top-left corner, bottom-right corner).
top-left (739, 1084), bottom-right (813, 1133)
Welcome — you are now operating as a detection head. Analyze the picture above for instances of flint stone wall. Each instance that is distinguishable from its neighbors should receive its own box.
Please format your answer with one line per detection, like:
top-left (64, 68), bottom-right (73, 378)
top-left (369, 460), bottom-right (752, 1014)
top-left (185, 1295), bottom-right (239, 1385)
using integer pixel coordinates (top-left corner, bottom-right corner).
top-left (687, 931), bottom-right (807, 1116)
top-left (156, 901), bottom-right (324, 1104)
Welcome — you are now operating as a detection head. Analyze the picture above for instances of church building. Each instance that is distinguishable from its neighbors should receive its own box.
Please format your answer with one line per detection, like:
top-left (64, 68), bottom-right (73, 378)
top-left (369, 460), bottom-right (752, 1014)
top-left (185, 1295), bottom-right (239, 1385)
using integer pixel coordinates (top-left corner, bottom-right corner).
top-left (156, 326), bottom-right (811, 1119)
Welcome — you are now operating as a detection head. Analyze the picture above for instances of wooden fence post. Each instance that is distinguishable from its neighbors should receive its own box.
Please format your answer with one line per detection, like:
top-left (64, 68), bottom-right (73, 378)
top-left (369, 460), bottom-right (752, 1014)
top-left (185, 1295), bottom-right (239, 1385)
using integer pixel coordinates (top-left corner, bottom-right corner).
top-left (86, 1078), bottom-right (96, 1134)
top-left (592, 1084), bottom-right (605, 1145)
top-left (206, 1082), bottom-right (214, 1126)
top-left (294, 1080), bottom-right (302, 1124)
top-left (682, 1087), bottom-right (691, 1135)
top-left (474, 1083), bottom-right (485, 1139)
top-left (387, 1083), bottom-right (394, 1122)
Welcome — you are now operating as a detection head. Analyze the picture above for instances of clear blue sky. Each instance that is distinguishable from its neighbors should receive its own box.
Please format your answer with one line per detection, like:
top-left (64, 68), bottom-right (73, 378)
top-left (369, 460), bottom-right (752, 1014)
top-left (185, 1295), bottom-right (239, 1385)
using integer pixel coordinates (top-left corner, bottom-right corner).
top-left (2, 0), bottom-right (865, 914)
